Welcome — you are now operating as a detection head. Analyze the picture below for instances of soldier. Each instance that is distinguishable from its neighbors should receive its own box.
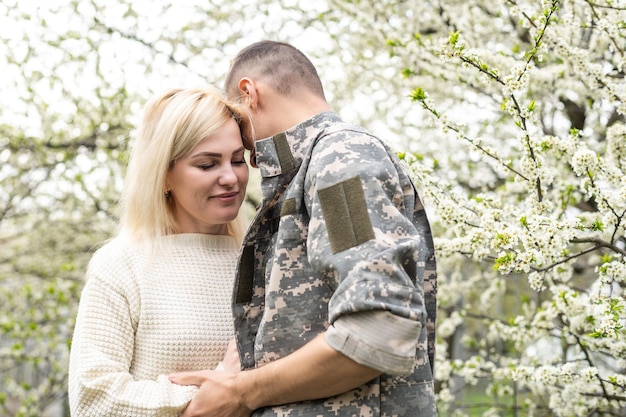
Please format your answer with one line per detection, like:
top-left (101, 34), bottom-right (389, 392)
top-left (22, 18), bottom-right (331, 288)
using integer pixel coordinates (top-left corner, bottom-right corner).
top-left (170, 40), bottom-right (438, 417)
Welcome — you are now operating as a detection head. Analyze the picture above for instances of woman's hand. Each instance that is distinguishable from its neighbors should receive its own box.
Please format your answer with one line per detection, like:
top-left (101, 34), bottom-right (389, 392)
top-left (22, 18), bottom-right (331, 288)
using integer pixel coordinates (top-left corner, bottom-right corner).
top-left (221, 338), bottom-right (241, 373)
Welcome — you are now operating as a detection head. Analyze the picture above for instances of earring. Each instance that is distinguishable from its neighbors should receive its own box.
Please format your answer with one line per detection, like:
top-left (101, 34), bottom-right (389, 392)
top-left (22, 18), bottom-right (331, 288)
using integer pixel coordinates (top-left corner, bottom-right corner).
top-left (165, 190), bottom-right (171, 199)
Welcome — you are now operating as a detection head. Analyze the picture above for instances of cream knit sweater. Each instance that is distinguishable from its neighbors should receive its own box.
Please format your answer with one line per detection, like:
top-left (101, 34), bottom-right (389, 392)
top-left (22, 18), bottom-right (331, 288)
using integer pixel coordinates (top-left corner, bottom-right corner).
top-left (68, 234), bottom-right (239, 417)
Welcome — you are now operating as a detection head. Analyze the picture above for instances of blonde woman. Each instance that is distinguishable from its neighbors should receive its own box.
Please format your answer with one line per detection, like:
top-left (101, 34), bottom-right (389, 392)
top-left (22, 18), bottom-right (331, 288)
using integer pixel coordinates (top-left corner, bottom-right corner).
top-left (68, 87), bottom-right (250, 416)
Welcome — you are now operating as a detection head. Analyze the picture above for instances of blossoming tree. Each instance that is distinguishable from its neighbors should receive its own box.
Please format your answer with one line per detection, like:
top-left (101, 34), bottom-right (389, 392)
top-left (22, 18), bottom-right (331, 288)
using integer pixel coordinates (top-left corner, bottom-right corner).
top-left (373, 0), bottom-right (625, 415)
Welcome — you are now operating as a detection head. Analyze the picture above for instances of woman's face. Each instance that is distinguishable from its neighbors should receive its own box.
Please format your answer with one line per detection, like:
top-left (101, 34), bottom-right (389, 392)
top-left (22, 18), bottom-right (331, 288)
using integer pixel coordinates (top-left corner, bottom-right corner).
top-left (166, 118), bottom-right (249, 235)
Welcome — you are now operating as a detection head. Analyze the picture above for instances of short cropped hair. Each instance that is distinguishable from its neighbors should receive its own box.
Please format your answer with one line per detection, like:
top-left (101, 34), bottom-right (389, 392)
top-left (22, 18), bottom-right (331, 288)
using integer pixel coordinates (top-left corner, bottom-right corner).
top-left (117, 87), bottom-right (249, 248)
top-left (224, 40), bottom-right (325, 100)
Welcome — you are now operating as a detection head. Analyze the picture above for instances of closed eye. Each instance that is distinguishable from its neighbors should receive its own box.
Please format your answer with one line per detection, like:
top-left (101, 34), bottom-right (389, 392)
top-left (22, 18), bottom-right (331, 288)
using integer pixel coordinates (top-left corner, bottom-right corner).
top-left (197, 159), bottom-right (246, 170)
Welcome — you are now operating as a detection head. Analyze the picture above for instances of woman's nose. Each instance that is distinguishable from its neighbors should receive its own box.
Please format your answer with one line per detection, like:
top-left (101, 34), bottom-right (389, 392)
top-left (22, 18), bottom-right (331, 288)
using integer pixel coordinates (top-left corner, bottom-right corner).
top-left (218, 164), bottom-right (238, 186)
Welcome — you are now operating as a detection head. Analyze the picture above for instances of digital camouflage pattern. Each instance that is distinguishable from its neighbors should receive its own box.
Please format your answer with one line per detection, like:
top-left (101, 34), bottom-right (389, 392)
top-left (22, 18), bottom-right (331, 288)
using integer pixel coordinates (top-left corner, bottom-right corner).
top-left (233, 112), bottom-right (437, 416)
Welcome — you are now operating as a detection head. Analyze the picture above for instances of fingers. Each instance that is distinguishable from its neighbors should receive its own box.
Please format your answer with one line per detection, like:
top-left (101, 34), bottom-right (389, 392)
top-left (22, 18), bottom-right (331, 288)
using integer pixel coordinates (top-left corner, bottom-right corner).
top-left (169, 370), bottom-right (206, 386)
top-left (224, 339), bottom-right (235, 356)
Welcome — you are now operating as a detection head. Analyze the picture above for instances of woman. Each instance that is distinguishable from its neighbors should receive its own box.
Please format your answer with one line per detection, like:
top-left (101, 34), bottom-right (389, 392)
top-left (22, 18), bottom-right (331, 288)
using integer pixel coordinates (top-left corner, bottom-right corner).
top-left (68, 87), bottom-right (250, 416)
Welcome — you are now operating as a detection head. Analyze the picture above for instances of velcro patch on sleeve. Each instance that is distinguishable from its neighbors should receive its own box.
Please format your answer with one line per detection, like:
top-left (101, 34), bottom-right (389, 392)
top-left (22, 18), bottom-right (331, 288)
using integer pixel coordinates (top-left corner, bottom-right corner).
top-left (317, 176), bottom-right (375, 254)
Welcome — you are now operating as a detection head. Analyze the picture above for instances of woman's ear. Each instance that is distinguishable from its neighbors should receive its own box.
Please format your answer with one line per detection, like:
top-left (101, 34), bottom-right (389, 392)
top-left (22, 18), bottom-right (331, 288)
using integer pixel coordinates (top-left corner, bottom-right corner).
top-left (163, 177), bottom-right (171, 195)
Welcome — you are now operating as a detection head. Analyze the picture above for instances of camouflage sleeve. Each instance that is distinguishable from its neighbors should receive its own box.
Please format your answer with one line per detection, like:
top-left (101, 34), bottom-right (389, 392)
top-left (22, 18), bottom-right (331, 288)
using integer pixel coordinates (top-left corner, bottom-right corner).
top-left (306, 129), bottom-right (428, 375)
top-left (326, 311), bottom-right (422, 375)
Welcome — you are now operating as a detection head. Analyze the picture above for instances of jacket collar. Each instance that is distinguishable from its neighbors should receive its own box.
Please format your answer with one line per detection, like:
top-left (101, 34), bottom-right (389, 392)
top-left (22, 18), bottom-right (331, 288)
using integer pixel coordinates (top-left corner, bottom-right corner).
top-left (255, 112), bottom-right (342, 178)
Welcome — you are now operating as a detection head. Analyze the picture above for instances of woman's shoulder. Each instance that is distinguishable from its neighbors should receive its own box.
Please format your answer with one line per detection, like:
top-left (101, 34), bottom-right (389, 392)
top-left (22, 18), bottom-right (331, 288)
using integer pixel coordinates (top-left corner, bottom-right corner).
top-left (90, 236), bottom-right (140, 262)
top-left (85, 237), bottom-right (144, 281)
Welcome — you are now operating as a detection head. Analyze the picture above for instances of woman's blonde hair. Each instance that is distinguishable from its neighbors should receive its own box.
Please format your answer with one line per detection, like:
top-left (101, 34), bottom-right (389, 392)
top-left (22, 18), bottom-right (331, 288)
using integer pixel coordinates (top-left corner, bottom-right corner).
top-left (117, 87), bottom-right (250, 248)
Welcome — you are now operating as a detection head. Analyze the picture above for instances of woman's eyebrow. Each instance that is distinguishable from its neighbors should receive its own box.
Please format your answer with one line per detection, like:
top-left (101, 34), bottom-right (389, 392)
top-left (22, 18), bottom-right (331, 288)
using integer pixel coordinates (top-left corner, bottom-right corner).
top-left (191, 152), bottom-right (221, 158)
top-left (191, 146), bottom-right (245, 159)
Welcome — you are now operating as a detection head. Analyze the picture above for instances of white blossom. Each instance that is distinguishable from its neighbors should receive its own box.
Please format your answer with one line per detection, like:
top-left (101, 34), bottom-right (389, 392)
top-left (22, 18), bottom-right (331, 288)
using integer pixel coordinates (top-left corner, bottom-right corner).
top-left (571, 148), bottom-right (598, 176)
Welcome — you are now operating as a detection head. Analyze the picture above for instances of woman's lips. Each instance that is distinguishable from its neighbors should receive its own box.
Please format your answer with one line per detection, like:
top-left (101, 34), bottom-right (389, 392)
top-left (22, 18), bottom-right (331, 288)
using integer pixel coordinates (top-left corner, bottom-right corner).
top-left (211, 191), bottom-right (239, 201)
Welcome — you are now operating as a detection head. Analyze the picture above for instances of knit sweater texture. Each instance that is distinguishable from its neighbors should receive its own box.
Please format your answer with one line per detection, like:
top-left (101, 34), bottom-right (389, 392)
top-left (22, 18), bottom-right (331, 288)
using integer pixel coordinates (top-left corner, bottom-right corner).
top-left (68, 233), bottom-right (239, 417)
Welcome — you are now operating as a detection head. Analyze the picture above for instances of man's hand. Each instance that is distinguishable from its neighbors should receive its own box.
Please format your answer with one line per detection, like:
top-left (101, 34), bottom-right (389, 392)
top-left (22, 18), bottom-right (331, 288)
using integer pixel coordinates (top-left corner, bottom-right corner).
top-left (169, 370), bottom-right (252, 417)
top-left (170, 334), bottom-right (381, 416)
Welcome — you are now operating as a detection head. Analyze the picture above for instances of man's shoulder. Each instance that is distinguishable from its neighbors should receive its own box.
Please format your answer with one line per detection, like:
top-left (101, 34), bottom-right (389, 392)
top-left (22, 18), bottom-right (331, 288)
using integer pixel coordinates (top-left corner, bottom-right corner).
top-left (313, 122), bottom-right (389, 160)
top-left (318, 120), bottom-right (372, 139)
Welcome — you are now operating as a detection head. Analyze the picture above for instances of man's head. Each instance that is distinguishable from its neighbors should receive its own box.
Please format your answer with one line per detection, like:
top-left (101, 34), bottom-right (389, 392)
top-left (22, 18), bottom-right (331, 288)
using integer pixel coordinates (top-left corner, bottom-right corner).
top-left (224, 40), bottom-right (325, 101)
top-left (224, 41), bottom-right (330, 143)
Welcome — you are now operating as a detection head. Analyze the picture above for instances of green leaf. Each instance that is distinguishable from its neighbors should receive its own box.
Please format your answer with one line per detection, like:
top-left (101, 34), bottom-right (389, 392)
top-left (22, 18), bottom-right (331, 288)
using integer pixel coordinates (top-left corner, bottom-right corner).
top-left (449, 31), bottom-right (460, 46)
top-left (409, 87), bottom-right (427, 102)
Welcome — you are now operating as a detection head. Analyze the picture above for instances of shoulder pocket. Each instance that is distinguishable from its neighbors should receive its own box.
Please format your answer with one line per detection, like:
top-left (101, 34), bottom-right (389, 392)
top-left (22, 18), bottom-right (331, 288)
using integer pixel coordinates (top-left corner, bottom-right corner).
top-left (317, 175), bottom-right (375, 254)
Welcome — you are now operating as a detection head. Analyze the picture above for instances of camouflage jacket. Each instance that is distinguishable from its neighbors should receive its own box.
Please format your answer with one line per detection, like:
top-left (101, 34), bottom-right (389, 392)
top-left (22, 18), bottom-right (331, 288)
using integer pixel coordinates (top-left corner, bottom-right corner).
top-left (233, 112), bottom-right (437, 416)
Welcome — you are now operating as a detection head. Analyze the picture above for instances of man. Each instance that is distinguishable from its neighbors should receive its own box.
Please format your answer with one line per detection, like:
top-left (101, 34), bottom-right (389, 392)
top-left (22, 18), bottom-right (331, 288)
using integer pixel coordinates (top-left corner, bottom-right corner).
top-left (170, 40), bottom-right (438, 417)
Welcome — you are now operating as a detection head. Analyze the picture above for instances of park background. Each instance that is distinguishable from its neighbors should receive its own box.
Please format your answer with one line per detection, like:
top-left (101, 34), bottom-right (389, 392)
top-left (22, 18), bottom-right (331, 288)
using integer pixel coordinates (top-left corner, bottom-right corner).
top-left (1, 0), bottom-right (625, 416)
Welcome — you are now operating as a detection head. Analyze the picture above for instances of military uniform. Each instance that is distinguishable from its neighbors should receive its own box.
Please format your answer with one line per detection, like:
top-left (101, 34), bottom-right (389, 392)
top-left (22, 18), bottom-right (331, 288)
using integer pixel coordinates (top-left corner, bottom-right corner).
top-left (234, 112), bottom-right (437, 416)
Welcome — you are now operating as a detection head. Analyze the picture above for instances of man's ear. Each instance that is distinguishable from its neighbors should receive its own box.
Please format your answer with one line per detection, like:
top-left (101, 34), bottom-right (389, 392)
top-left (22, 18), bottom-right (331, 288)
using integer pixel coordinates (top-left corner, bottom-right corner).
top-left (238, 78), bottom-right (258, 111)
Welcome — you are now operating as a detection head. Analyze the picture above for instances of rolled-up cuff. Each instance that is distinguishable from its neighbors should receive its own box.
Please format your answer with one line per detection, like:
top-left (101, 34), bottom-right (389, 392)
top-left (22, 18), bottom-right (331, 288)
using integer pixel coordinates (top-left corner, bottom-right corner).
top-left (325, 310), bottom-right (421, 376)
